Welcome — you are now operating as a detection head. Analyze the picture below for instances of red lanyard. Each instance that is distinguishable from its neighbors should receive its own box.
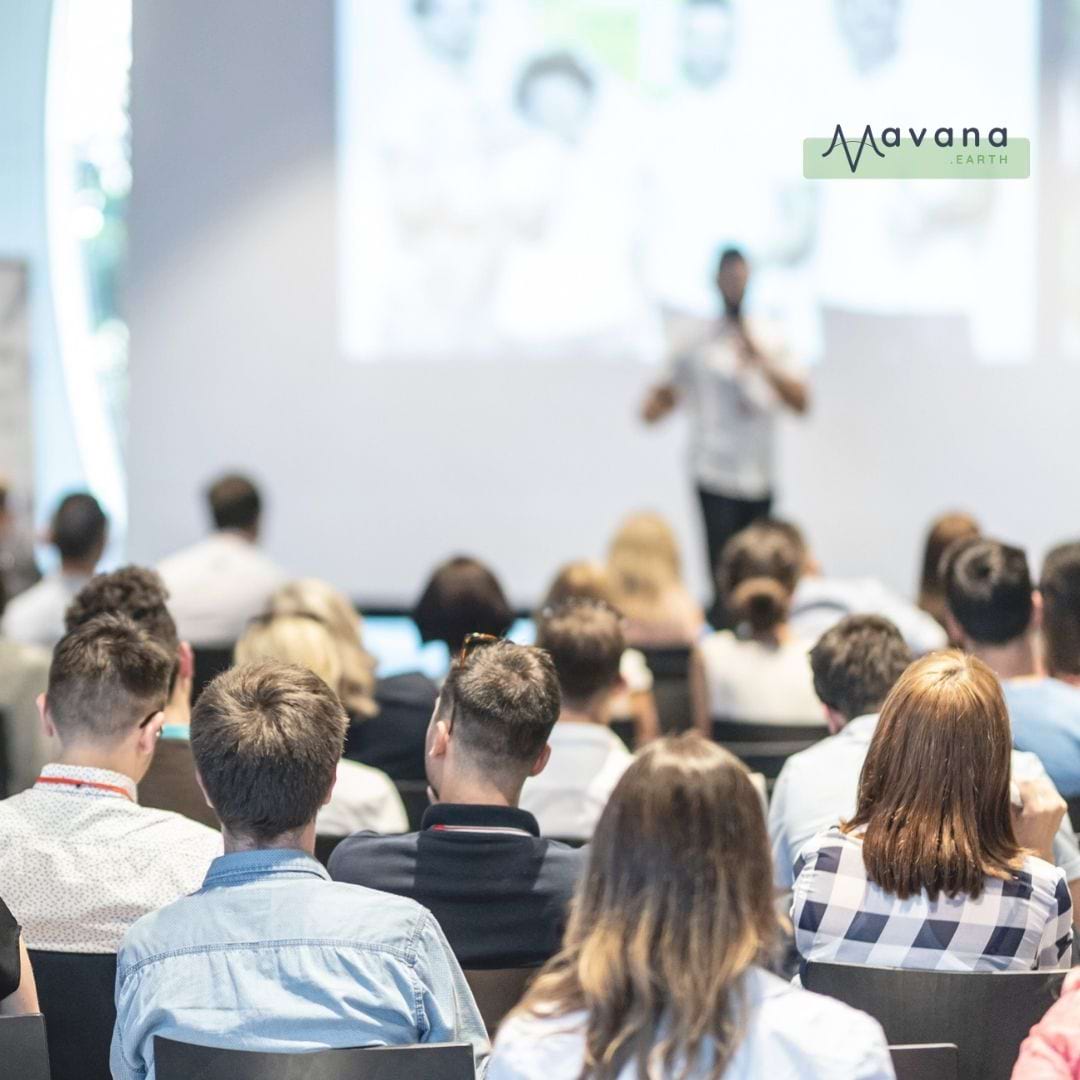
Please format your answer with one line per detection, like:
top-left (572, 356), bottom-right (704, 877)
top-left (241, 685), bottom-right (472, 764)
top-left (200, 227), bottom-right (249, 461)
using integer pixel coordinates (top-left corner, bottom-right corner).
top-left (35, 775), bottom-right (134, 802)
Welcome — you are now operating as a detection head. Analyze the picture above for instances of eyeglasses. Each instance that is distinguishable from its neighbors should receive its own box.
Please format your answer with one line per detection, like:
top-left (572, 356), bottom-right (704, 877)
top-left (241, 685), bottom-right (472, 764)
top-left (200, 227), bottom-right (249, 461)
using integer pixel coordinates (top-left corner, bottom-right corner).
top-left (139, 705), bottom-right (166, 730)
top-left (456, 632), bottom-right (501, 665)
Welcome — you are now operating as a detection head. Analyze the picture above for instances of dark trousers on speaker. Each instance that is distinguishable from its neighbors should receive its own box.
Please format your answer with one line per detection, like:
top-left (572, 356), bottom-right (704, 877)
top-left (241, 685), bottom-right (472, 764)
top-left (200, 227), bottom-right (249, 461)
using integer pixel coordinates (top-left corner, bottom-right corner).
top-left (697, 485), bottom-right (773, 629)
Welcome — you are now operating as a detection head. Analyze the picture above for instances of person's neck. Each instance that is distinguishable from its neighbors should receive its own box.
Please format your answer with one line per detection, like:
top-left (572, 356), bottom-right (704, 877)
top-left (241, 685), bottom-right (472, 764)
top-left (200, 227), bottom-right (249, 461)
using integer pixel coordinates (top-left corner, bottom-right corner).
top-left (1056, 672), bottom-right (1080, 689)
top-left (59, 558), bottom-right (95, 578)
top-left (970, 636), bottom-right (1043, 681)
top-left (220, 526), bottom-right (258, 545)
top-left (57, 743), bottom-right (139, 783)
top-left (745, 622), bottom-right (792, 647)
top-left (222, 822), bottom-right (316, 856)
top-left (432, 768), bottom-right (520, 808)
top-left (559, 699), bottom-right (608, 727)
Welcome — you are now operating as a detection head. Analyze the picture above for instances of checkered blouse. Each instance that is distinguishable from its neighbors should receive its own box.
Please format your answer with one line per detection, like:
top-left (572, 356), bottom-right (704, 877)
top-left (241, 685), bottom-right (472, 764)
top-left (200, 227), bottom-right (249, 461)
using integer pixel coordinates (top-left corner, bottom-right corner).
top-left (792, 827), bottom-right (1073, 972)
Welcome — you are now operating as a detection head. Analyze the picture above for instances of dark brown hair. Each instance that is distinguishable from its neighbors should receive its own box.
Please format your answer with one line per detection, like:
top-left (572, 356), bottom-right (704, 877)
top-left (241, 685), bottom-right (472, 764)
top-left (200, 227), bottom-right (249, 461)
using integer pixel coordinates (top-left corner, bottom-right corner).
top-left (515, 735), bottom-right (778, 1079)
top-left (536, 601), bottom-right (624, 706)
top-left (718, 522), bottom-right (802, 636)
top-left (943, 537), bottom-right (1032, 646)
top-left (207, 473), bottom-right (262, 531)
top-left (66, 566), bottom-right (180, 655)
top-left (918, 511), bottom-right (980, 630)
top-left (844, 651), bottom-right (1021, 901)
top-left (191, 661), bottom-right (347, 841)
top-left (47, 614), bottom-right (173, 742)
top-left (51, 492), bottom-right (107, 562)
top-left (1041, 542), bottom-right (1080, 679)
top-left (810, 615), bottom-right (912, 721)
top-left (413, 555), bottom-right (514, 653)
top-left (437, 640), bottom-right (560, 771)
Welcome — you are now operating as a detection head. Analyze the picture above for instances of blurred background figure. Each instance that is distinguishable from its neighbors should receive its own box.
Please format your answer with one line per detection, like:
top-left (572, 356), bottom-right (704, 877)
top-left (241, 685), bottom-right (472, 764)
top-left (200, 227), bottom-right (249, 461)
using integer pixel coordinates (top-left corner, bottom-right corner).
top-left (917, 510), bottom-right (981, 639)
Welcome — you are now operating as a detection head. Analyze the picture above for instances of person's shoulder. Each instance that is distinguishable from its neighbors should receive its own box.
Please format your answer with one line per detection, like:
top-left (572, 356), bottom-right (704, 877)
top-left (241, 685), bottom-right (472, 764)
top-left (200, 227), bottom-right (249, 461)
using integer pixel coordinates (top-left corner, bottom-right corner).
top-left (329, 829), bottom-right (419, 881)
top-left (697, 628), bottom-right (739, 660)
top-left (491, 1008), bottom-right (588, 1079)
top-left (133, 803), bottom-right (222, 849)
top-left (778, 729), bottom-right (846, 778)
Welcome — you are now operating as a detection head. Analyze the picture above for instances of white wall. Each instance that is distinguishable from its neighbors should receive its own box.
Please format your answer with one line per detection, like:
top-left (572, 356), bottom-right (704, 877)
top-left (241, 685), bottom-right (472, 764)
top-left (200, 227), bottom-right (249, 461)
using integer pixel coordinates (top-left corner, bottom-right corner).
top-left (127, 0), bottom-right (1080, 606)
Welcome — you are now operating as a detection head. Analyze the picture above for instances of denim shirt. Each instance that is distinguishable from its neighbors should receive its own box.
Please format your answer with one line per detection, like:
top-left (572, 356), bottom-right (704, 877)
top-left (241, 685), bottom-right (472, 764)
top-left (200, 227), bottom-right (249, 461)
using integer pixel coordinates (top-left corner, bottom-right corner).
top-left (110, 849), bottom-right (489, 1080)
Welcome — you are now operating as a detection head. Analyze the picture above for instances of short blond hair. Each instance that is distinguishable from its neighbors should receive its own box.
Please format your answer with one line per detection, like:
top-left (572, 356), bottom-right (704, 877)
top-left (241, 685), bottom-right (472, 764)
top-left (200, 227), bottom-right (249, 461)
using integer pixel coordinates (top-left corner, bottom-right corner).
top-left (607, 512), bottom-right (684, 621)
top-left (235, 615), bottom-right (343, 697)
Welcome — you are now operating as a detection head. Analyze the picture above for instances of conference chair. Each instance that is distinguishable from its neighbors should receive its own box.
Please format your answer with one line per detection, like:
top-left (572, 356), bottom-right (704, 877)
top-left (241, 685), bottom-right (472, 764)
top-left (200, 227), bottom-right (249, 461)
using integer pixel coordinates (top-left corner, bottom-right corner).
top-left (609, 717), bottom-right (635, 751)
top-left (464, 967), bottom-right (536, 1035)
top-left (29, 949), bottom-right (117, 1080)
top-left (1067, 794), bottom-right (1080, 838)
top-left (637, 646), bottom-right (693, 734)
top-left (889, 1044), bottom-right (959, 1080)
top-left (711, 719), bottom-right (828, 781)
top-left (154, 1038), bottom-right (475, 1080)
top-left (0, 1014), bottom-right (50, 1080)
top-left (803, 961), bottom-right (1066, 1080)
top-left (0, 707), bottom-right (9, 797)
top-left (191, 645), bottom-right (235, 700)
top-left (394, 778), bottom-right (430, 831)
top-left (314, 833), bottom-right (346, 867)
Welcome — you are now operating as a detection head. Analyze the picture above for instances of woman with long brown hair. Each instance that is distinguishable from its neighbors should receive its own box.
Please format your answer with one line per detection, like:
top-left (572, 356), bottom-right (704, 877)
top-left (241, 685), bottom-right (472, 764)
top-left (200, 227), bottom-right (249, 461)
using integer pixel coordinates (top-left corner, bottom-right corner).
top-left (793, 651), bottom-right (1073, 973)
top-left (489, 735), bottom-right (893, 1079)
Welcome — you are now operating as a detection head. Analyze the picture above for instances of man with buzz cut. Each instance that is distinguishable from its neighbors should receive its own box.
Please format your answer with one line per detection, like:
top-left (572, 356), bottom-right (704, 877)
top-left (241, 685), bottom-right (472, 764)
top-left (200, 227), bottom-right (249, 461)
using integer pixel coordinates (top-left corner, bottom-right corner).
top-left (331, 636), bottom-right (586, 969)
top-left (111, 661), bottom-right (489, 1080)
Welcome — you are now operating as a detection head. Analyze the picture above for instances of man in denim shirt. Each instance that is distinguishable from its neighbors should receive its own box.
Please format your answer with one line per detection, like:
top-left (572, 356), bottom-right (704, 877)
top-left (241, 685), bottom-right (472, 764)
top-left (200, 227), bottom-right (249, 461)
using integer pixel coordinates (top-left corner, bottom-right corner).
top-left (110, 661), bottom-right (488, 1080)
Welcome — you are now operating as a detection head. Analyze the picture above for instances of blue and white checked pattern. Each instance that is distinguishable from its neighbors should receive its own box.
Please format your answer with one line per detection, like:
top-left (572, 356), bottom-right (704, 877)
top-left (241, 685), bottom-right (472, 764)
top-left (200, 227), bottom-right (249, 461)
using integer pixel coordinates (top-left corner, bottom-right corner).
top-left (792, 827), bottom-right (1073, 972)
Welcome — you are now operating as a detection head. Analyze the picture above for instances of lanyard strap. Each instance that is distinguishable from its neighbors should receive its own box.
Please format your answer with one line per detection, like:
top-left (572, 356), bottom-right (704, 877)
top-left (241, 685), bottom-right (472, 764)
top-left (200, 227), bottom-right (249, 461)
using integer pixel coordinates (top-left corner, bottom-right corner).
top-left (35, 775), bottom-right (134, 802)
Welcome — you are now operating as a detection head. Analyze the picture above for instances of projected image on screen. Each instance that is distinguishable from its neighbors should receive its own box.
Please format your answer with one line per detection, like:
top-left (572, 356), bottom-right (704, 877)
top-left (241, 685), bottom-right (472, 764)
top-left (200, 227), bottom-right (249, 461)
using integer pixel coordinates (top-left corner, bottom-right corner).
top-left (337, 0), bottom-right (1036, 365)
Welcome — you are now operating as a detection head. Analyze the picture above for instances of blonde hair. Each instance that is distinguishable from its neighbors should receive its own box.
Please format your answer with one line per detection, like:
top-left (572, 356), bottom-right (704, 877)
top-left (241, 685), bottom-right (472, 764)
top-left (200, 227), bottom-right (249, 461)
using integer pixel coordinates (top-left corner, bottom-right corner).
top-left (235, 616), bottom-right (344, 699)
top-left (607, 513), bottom-right (684, 623)
top-left (540, 560), bottom-right (617, 614)
top-left (515, 735), bottom-right (778, 1079)
top-left (265, 579), bottom-right (378, 718)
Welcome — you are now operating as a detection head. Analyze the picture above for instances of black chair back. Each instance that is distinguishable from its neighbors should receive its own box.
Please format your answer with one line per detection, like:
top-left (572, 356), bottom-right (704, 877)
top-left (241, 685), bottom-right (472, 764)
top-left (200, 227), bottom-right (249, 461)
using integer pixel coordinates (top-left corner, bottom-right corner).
top-left (154, 1038), bottom-right (475, 1079)
top-left (609, 718), bottom-right (635, 751)
top-left (314, 834), bottom-right (346, 867)
top-left (191, 646), bottom-right (235, 700)
top-left (638, 646), bottom-right (693, 734)
top-left (1066, 795), bottom-right (1080, 837)
top-left (804, 961), bottom-right (1065, 1080)
top-left (711, 719), bottom-right (828, 780)
top-left (0, 1014), bottom-right (50, 1080)
top-left (0, 707), bottom-right (9, 797)
top-left (464, 968), bottom-right (536, 1035)
top-left (29, 949), bottom-right (117, 1080)
top-left (394, 779), bottom-right (430, 831)
top-left (890, 1044), bottom-right (959, 1080)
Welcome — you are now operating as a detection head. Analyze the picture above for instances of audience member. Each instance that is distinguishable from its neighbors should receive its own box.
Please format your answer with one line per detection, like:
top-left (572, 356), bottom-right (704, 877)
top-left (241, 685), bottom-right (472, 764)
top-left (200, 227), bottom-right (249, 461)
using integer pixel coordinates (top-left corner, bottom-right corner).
top-left (793, 652), bottom-right (1073, 973)
top-left (540, 560), bottom-right (658, 744)
top-left (1013, 966), bottom-right (1080, 1077)
top-left (331, 638), bottom-right (584, 968)
top-left (269, 578), bottom-right (438, 782)
top-left (235, 614), bottom-right (407, 836)
top-left (945, 537), bottom-right (1080, 797)
top-left (489, 735), bottom-right (893, 1079)
top-left (779, 518), bottom-right (948, 656)
top-left (1, 492), bottom-right (107, 648)
top-left (692, 522), bottom-right (821, 727)
top-left (521, 601), bottom-right (633, 839)
top-left (0, 578), bottom-right (54, 795)
top-left (0, 615), bottom-right (221, 953)
top-left (916, 509), bottom-right (980, 638)
top-left (413, 554), bottom-right (514, 657)
top-left (158, 473), bottom-right (285, 646)
top-left (0, 896), bottom-right (38, 1016)
top-left (606, 512), bottom-right (705, 646)
top-left (0, 478), bottom-right (40, 602)
top-left (770, 616), bottom-right (1080, 916)
top-left (1041, 541), bottom-right (1080, 684)
top-left (110, 661), bottom-right (488, 1079)
top-left (64, 566), bottom-right (217, 827)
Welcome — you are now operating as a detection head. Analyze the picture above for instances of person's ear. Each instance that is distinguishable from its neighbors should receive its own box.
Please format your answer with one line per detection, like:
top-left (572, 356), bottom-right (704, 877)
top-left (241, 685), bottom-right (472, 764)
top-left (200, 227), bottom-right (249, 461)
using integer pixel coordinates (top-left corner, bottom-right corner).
top-left (135, 711), bottom-right (165, 758)
top-left (193, 768), bottom-right (216, 811)
top-left (37, 693), bottom-right (57, 740)
top-left (1030, 590), bottom-right (1044, 634)
top-left (429, 718), bottom-right (451, 760)
top-left (944, 610), bottom-right (968, 649)
top-left (824, 706), bottom-right (845, 736)
top-left (529, 743), bottom-right (552, 778)
top-left (177, 641), bottom-right (195, 681)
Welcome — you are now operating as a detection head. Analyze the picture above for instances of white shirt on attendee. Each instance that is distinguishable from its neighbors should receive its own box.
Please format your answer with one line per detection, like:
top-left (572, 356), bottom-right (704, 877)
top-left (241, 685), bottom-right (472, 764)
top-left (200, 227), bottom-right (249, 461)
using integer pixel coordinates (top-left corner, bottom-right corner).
top-left (668, 314), bottom-right (802, 499)
top-left (790, 576), bottom-right (947, 657)
top-left (158, 531), bottom-right (286, 646)
top-left (316, 759), bottom-right (408, 838)
top-left (0, 570), bottom-right (92, 649)
top-left (0, 763), bottom-right (223, 953)
top-left (487, 966), bottom-right (894, 1079)
top-left (0, 639), bottom-right (57, 794)
top-left (697, 630), bottom-right (823, 725)
top-left (769, 714), bottom-right (1080, 891)
top-left (519, 721), bottom-right (633, 840)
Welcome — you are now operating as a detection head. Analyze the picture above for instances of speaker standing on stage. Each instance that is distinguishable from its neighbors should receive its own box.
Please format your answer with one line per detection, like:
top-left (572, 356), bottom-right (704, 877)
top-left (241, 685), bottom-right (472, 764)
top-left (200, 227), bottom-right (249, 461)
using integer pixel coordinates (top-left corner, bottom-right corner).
top-left (640, 248), bottom-right (809, 623)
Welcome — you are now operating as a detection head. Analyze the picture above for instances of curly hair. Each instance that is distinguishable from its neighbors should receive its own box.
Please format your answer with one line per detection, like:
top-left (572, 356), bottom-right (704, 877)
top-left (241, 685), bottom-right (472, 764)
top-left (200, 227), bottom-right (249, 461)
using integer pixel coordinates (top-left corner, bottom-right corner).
top-left (65, 566), bottom-right (180, 655)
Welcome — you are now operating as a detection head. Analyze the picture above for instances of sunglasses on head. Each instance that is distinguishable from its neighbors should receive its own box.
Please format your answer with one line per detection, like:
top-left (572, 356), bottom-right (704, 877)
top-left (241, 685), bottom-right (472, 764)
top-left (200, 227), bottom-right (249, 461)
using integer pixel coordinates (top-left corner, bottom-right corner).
top-left (456, 632), bottom-right (502, 665)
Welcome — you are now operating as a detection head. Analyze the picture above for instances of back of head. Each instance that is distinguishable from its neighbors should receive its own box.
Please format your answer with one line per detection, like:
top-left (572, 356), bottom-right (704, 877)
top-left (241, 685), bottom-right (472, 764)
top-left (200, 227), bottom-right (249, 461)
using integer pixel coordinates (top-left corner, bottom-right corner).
top-left (51, 492), bottom-right (107, 565)
top-left (540, 561), bottom-right (617, 613)
top-left (943, 537), bottom-right (1032, 646)
top-left (206, 473), bottom-right (262, 533)
top-left (1041, 542), bottom-right (1080, 679)
top-left (47, 614), bottom-right (173, 744)
top-left (847, 651), bottom-right (1018, 900)
top-left (438, 640), bottom-right (560, 775)
top-left (191, 661), bottom-right (347, 841)
top-left (919, 511), bottom-right (981, 620)
top-left (65, 566), bottom-right (180, 655)
top-left (235, 615), bottom-right (344, 701)
top-left (719, 521), bottom-right (802, 636)
top-left (607, 513), bottom-right (682, 609)
top-left (536, 600), bottom-right (624, 708)
top-left (810, 615), bottom-right (911, 722)
top-left (412, 555), bottom-right (514, 654)
top-left (521, 734), bottom-right (777, 1079)
top-left (267, 579), bottom-right (378, 717)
